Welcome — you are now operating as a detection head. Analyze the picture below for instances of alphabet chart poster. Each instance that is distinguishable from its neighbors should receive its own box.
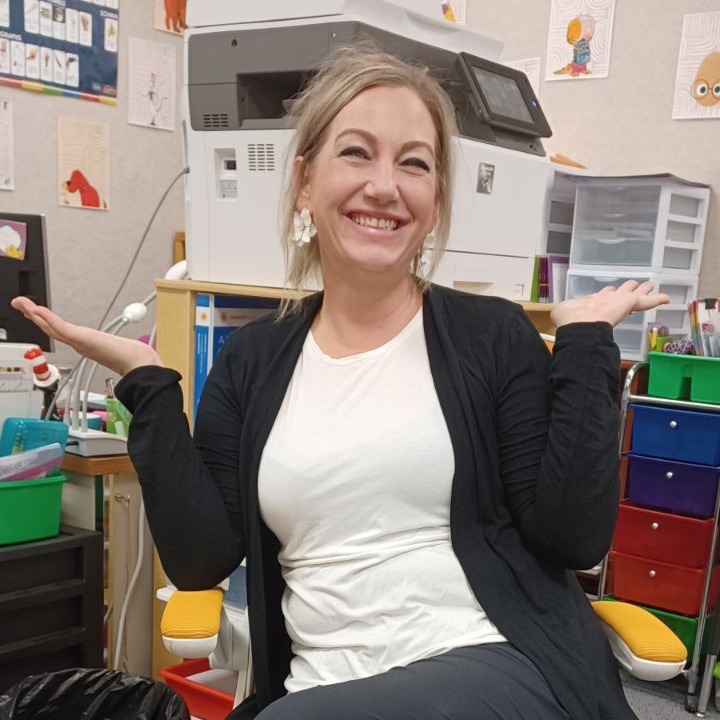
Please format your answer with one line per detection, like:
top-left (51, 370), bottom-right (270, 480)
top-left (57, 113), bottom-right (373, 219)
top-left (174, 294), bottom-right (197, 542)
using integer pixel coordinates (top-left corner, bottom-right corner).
top-left (545, 0), bottom-right (616, 81)
top-left (0, 0), bottom-right (119, 104)
top-left (672, 12), bottom-right (720, 120)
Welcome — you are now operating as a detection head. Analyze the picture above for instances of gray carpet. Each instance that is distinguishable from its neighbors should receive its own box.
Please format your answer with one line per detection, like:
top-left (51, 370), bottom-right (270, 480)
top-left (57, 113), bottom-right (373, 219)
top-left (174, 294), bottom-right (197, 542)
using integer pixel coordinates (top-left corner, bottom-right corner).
top-left (622, 670), bottom-right (719, 719)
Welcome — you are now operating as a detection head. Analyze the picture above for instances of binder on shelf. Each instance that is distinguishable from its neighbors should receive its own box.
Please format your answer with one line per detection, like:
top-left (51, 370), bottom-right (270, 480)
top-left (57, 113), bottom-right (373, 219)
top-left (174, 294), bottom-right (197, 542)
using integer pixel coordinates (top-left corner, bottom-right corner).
top-left (546, 254), bottom-right (569, 303)
top-left (193, 294), bottom-right (279, 416)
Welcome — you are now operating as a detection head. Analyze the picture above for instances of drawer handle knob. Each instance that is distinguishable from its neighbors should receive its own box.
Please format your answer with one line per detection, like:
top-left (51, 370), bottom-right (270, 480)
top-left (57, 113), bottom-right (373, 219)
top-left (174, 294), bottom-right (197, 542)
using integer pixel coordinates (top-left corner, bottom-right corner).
top-left (651, 522), bottom-right (659, 530)
top-left (649, 570), bottom-right (656, 578)
top-left (669, 421), bottom-right (678, 429)
top-left (666, 471), bottom-right (674, 480)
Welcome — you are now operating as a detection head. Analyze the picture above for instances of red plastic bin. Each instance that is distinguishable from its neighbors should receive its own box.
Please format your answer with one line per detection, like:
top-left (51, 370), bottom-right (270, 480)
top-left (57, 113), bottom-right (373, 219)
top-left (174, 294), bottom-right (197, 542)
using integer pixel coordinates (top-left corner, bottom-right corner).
top-left (161, 658), bottom-right (235, 720)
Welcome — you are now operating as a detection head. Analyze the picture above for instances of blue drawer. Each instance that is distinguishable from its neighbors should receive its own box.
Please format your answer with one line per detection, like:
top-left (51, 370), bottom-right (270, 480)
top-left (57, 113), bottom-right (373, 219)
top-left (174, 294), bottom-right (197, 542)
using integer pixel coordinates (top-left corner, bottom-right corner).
top-left (630, 404), bottom-right (720, 466)
top-left (626, 453), bottom-right (720, 518)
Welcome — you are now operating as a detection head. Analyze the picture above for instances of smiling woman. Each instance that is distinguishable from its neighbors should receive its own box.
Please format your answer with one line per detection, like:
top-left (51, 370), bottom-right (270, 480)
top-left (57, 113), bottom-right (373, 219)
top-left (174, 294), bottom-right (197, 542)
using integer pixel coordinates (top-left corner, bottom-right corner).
top-left (10, 44), bottom-right (671, 720)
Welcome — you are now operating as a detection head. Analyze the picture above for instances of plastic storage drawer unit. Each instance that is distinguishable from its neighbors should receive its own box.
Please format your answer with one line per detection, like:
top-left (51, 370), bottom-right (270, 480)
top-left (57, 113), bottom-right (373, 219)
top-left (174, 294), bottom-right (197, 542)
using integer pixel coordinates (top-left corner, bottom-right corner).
top-left (648, 352), bottom-right (720, 405)
top-left (630, 404), bottom-right (720, 466)
top-left (613, 501), bottom-right (715, 567)
top-left (609, 550), bottom-right (720, 616)
top-left (626, 454), bottom-right (720, 518)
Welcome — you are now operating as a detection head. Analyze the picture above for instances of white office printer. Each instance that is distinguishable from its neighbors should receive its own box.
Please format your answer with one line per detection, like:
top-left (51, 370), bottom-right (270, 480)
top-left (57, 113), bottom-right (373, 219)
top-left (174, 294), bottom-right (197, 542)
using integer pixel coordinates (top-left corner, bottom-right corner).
top-left (183, 0), bottom-right (554, 300)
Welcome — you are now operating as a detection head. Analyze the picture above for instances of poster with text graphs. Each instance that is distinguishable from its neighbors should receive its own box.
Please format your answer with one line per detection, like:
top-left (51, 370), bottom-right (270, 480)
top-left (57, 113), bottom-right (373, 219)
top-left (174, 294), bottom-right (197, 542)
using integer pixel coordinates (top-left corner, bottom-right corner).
top-left (0, 0), bottom-right (118, 104)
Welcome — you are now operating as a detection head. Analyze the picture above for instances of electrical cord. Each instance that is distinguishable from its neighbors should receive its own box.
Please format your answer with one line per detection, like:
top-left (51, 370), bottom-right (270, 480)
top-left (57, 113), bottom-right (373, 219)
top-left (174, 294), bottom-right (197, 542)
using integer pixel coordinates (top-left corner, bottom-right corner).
top-left (96, 166), bottom-right (189, 330)
top-left (113, 496), bottom-right (146, 671)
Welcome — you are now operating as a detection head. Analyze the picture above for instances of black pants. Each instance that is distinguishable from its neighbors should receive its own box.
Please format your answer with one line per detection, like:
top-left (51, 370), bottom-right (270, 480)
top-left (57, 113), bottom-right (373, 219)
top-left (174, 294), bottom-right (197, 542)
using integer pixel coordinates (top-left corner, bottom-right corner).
top-left (250, 643), bottom-right (570, 720)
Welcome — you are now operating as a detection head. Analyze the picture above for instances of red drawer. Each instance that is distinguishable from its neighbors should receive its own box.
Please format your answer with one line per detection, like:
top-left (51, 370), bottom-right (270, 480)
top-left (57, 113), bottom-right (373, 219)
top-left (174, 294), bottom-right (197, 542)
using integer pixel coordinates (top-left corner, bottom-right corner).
top-left (614, 502), bottom-right (715, 568)
top-left (609, 550), bottom-right (720, 616)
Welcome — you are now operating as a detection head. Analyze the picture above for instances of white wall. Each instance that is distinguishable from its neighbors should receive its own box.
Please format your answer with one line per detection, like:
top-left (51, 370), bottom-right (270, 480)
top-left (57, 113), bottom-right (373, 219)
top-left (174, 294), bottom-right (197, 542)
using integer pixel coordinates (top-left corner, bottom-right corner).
top-left (2, 4), bottom-right (184, 372)
top-left (467, 0), bottom-right (719, 295)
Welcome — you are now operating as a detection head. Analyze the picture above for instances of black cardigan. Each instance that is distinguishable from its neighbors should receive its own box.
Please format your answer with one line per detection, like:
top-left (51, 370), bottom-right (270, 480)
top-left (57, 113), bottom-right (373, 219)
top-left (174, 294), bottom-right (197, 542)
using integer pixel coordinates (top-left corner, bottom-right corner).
top-left (117, 284), bottom-right (637, 720)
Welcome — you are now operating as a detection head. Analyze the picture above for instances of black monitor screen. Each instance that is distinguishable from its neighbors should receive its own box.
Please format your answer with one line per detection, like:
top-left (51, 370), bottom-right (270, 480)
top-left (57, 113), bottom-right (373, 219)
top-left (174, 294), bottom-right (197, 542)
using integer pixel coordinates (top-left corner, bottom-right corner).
top-left (457, 52), bottom-right (552, 138)
top-left (471, 67), bottom-right (534, 123)
top-left (0, 213), bottom-right (52, 351)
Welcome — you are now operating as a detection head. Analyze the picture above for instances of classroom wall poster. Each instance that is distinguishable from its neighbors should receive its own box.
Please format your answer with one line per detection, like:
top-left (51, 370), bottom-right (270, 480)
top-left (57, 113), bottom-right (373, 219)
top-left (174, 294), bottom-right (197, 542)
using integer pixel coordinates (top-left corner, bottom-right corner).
top-left (154, 0), bottom-right (186, 35)
top-left (0, 0), bottom-right (118, 104)
top-left (672, 12), bottom-right (720, 121)
top-left (57, 116), bottom-right (109, 210)
top-left (0, 95), bottom-right (13, 189)
top-left (128, 36), bottom-right (176, 131)
top-left (503, 57), bottom-right (542, 98)
top-left (545, 0), bottom-right (616, 81)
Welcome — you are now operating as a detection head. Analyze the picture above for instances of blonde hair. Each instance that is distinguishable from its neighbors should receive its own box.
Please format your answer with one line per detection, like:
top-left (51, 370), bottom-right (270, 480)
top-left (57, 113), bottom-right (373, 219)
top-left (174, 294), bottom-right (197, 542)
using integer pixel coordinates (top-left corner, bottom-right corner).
top-left (279, 45), bottom-right (458, 315)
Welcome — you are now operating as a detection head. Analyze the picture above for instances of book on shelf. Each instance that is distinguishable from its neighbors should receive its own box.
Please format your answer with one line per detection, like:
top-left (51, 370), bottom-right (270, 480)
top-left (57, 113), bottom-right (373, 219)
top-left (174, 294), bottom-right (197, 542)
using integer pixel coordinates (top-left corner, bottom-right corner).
top-left (688, 298), bottom-right (720, 357)
top-left (531, 254), bottom-right (568, 303)
top-left (194, 293), bottom-right (279, 416)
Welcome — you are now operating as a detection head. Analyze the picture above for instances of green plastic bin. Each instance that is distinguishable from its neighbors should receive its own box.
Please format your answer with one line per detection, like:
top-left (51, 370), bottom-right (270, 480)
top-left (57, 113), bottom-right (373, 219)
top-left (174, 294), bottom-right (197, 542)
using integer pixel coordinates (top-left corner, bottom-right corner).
top-left (648, 351), bottom-right (720, 405)
top-left (0, 474), bottom-right (67, 546)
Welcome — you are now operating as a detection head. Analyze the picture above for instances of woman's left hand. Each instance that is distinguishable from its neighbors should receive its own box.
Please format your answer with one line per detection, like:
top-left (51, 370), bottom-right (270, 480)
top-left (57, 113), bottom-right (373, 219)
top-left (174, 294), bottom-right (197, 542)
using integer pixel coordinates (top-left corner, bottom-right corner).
top-left (551, 280), bottom-right (671, 329)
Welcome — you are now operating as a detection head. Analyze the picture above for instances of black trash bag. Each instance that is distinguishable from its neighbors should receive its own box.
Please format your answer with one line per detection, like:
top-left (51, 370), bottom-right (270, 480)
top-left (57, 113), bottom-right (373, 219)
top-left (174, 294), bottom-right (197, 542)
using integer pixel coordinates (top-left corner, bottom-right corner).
top-left (0, 667), bottom-right (190, 720)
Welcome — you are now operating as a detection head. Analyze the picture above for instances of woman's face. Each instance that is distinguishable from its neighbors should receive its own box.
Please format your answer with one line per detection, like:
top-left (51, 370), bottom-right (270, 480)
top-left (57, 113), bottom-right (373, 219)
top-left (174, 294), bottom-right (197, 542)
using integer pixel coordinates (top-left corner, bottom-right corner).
top-left (298, 85), bottom-right (439, 285)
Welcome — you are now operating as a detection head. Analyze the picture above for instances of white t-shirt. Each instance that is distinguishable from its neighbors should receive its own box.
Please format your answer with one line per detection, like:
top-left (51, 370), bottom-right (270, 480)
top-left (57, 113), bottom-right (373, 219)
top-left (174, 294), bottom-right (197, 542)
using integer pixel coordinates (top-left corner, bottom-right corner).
top-left (258, 309), bottom-right (506, 693)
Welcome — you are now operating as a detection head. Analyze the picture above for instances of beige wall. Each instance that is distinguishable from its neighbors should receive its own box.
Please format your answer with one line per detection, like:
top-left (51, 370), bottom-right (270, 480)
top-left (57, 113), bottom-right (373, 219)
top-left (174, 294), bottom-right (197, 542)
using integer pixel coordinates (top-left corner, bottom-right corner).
top-left (2, 6), bottom-right (184, 372)
top-left (467, 0), bottom-right (719, 296)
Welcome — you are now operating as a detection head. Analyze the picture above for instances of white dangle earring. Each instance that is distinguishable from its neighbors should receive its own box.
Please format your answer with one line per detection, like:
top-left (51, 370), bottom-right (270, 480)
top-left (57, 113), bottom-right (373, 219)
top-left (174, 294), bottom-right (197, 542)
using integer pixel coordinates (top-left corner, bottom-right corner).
top-left (419, 229), bottom-right (436, 273)
top-left (292, 207), bottom-right (317, 246)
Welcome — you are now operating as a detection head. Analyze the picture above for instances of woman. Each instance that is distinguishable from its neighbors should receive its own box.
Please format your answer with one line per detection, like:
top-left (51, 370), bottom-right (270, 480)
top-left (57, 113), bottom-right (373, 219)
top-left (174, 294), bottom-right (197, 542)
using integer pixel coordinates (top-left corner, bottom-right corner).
top-left (13, 47), bottom-right (668, 720)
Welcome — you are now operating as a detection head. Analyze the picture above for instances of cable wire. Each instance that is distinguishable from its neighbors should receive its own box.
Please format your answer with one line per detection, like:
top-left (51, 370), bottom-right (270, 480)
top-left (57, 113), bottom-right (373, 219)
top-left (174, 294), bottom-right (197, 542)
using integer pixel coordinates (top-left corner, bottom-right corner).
top-left (96, 166), bottom-right (188, 330)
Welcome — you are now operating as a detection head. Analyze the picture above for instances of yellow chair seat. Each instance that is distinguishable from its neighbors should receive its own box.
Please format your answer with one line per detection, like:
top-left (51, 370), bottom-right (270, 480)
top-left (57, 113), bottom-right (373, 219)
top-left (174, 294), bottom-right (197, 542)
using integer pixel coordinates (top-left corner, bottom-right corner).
top-left (593, 600), bottom-right (687, 663)
top-left (161, 588), bottom-right (224, 640)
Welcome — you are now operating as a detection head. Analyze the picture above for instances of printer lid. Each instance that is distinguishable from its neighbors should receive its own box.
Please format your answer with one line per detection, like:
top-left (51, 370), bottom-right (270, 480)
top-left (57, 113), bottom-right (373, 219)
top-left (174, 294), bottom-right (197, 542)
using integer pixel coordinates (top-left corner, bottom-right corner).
top-left (186, 0), bottom-right (503, 60)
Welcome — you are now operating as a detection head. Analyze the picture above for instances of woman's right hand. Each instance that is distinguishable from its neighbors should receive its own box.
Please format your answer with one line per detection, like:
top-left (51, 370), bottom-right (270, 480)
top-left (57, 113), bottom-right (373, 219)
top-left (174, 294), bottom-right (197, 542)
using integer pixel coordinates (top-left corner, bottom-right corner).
top-left (11, 296), bottom-right (163, 376)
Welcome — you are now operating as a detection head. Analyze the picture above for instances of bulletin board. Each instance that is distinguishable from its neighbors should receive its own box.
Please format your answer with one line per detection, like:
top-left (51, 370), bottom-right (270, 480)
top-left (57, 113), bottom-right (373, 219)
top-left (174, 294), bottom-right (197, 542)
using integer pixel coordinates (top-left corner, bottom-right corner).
top-left (0, 0), bottom-right (119, 104)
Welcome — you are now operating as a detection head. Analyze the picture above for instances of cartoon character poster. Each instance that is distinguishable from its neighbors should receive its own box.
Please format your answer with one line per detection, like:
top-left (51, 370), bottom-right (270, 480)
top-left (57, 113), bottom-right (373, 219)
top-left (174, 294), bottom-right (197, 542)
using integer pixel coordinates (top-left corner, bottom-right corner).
top-left (672, 12), bottom-right (720, 120)
top-left (57, 116), bottom-right (109, 210)
top-left (545, 0), bottom-right (616, 81)
top-left (154, 0), bottom-right (186, 35)
top-left (127, 37), bottom-right (176, 131)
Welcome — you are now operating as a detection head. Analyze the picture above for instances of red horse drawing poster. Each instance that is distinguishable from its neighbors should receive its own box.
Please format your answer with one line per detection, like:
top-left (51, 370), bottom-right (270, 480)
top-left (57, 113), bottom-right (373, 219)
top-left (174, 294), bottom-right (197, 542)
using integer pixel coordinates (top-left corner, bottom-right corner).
top-left (57, 117), bottom-right (109, 210)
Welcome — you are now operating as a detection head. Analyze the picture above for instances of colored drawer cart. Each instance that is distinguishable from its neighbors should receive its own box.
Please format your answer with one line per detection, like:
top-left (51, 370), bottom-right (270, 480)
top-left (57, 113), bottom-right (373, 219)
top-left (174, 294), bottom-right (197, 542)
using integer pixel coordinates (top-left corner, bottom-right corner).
top-left (648, 352), bottom-right (720, 405)
top-left (630, 404), bottom-right (720, 466)
top-left (609, 550), bottom-right (720, 616)
top-left (626, 454), bottom-right (720, 519)
top-left (614, 502), bottom-right (715, 568)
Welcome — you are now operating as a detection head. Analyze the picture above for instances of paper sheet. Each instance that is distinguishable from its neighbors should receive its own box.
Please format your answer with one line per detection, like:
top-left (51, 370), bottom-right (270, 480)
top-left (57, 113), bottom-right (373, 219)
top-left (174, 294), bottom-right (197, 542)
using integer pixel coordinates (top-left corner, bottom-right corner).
top-left (127, 36), bottom-right (176, 131)
top-left (0, 95), bottom-right (13, 190)
top-left (57, 116), bottom-right (109, 210)
top-left (672, 12), bottom-right (720, 120)
top-left (545, 0), bottom-right (616, 82)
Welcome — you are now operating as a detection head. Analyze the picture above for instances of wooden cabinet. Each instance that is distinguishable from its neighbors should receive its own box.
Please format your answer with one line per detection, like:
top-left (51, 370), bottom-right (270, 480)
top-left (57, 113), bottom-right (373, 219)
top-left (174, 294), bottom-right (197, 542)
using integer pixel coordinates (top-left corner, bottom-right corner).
top-left (60, 453), bottom-right (153, 677)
